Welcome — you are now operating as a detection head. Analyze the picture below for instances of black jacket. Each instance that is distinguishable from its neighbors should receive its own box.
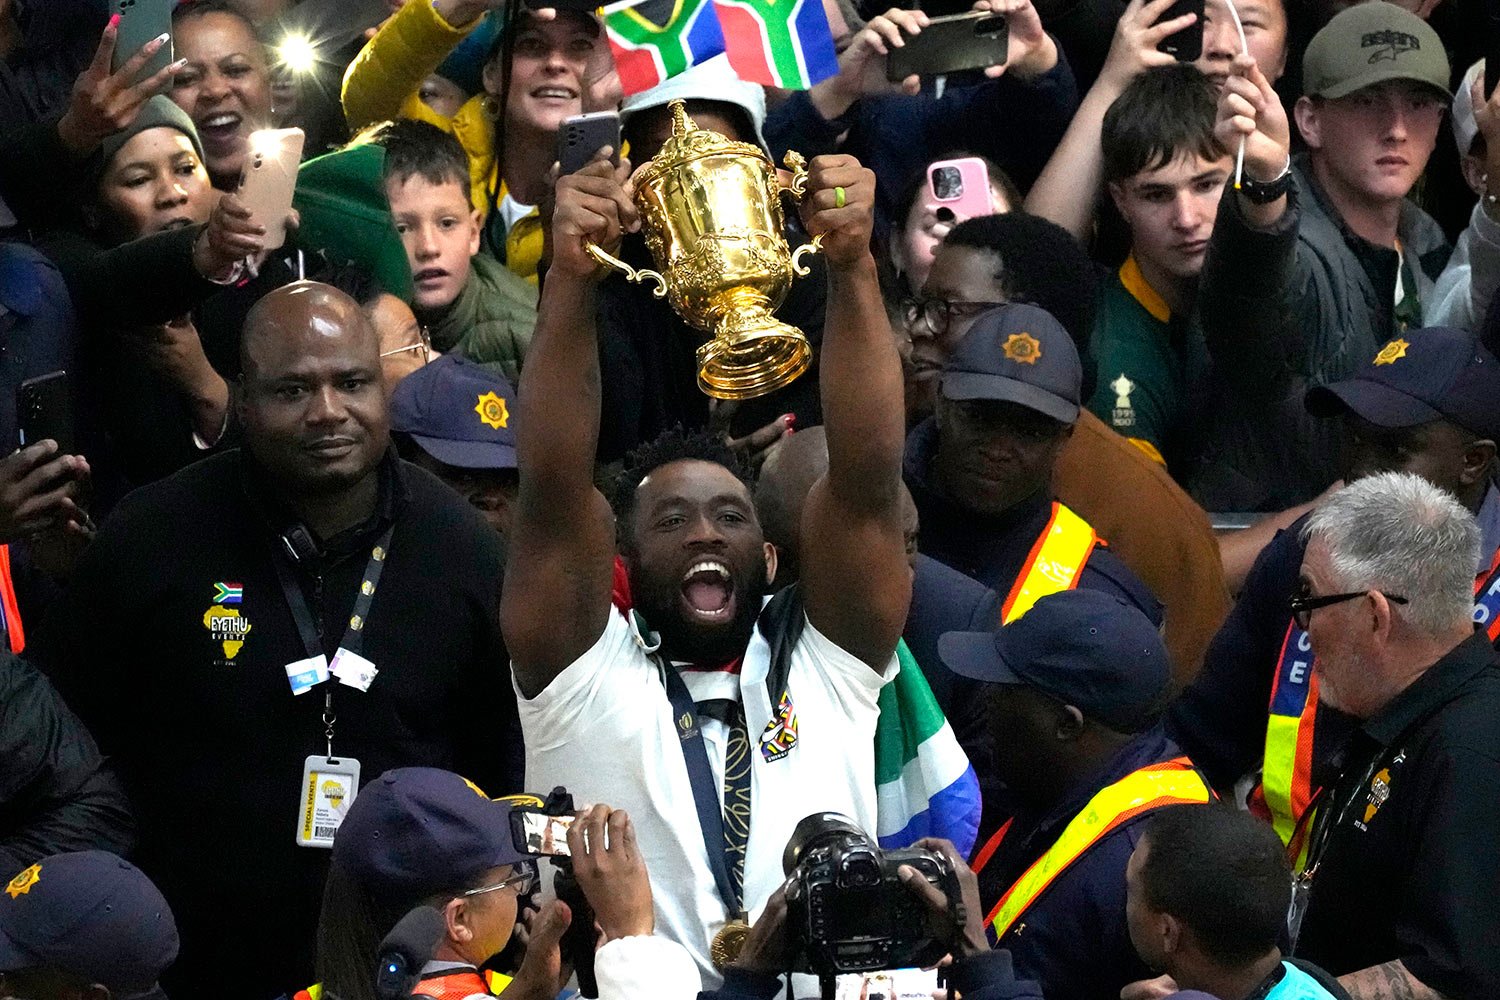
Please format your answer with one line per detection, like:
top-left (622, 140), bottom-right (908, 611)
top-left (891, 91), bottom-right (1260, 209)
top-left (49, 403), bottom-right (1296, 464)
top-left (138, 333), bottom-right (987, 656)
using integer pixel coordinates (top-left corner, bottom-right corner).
top-left (0, 650), bottom-right (133, 875)
top-left (31, 448), bottom-right (521, 1000)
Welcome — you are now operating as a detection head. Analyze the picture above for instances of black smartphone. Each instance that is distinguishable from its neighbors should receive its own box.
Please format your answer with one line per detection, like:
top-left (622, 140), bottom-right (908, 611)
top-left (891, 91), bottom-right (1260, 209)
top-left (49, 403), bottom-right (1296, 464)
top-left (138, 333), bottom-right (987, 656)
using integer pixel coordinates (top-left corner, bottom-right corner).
top-left (111, 0), bottom-right (175, 81)
top-left (510, 808), bottom-right (576, 857)
top-left (886, 11), bottom-right (1009, 82)
top-left (558, 111), bottom-right (622, 175)
top-left (1158, 0), bottom-right (1205, 62)
top-left (17, 371), bottom-right (75, 455)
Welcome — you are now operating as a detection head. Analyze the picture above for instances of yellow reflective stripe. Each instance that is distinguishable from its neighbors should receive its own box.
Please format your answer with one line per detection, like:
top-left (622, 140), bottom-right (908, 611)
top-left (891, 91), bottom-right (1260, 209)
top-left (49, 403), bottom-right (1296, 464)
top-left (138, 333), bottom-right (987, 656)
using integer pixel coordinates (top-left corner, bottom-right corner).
top-left (486, 971), bottom-right (512, 994)
top-left (988, 765), bottom-right (1211, 938)
top-left (1261, 713), bottom-right (1302, 846)
top-left (1002, 504), bottom-right (1097, 625)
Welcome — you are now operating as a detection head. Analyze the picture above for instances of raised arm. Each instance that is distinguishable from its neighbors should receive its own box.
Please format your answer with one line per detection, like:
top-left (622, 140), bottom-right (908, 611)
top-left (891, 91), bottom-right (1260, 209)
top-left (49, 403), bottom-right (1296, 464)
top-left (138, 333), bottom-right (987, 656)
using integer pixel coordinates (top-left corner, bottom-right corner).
top-left (500, 157), bottom-right (639, 698)
top-left (797, 156), bottom-right (910, 670)
top-left (341, 0), bottom-right (492, 130)
top-left (1024, 0), bottom-right (1191, 240)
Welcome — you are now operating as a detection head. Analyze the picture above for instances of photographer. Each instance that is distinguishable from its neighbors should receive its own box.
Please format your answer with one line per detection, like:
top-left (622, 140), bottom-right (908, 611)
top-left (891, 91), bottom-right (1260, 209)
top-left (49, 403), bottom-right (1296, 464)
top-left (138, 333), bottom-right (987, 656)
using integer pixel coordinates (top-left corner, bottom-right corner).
top-left (703, 838), bottom-right (1043, 1000)
top-left (316, 769), bottom-right (701, 1000)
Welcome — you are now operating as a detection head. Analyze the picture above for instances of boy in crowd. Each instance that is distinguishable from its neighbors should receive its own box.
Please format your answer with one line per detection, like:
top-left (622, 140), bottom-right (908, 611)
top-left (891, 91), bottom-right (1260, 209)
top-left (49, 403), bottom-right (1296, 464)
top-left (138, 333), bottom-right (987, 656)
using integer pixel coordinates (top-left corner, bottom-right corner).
top-left (1089, 64), bottom-right (1227, 466)
top-left (375, 119), bottom-right (536, 385)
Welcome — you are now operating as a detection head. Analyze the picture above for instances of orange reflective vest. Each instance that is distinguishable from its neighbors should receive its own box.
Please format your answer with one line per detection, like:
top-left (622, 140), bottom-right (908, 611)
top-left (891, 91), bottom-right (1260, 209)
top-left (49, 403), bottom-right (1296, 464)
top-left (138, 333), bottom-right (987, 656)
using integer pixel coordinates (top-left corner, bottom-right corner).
top-left (1253, 546), bottom-right (1500, 861)
top-left (293, 968), bottom-right (510, 1000)
top-left (975, 757), bottom-right (1212, 939)
top-left (0, 545), bottom-right (23, 653)
top-left (1000, 502), bottom-right (1098, 624)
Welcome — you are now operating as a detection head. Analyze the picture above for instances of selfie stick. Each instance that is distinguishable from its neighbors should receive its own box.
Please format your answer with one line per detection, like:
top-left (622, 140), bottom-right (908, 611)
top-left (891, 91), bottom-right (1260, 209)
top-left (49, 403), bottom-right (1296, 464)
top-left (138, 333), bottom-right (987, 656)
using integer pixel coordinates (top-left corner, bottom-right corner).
top-left (1222, 0), bottom-right (1250, 189)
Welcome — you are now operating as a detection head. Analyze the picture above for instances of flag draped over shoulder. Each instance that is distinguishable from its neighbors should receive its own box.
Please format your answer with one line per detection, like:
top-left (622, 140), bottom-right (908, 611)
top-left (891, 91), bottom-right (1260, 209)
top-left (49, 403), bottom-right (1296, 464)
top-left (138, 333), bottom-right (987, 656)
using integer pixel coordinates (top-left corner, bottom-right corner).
top-left (603, 0), bottom-right (838, 94)
top-left (874, 641), bottom-right (983, 857)
top-left (603, 0), bottom-right (727, 96)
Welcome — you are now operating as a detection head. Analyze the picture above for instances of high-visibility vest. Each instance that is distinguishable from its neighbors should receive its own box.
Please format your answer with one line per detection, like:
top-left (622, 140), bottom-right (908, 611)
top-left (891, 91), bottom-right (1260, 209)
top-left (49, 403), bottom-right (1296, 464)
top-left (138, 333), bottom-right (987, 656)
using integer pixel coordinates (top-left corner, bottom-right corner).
top-left (0, 545), bottom-right (23, 653)
top-left (1252, 546), bottom-right (1500, 861)
top-left (975, 757), bottom-right (1212, 939)
top-left (292, 968), bottom-right (510, 1000)
top-left (1000, 502), bottom-right (1099, 624)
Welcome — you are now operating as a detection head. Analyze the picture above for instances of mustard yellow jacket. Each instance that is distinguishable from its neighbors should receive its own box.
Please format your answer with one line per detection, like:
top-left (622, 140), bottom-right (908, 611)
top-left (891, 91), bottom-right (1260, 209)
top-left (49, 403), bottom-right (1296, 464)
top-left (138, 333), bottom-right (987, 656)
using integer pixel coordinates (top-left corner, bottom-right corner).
top-left (342, 0), bottom-right (543, 284)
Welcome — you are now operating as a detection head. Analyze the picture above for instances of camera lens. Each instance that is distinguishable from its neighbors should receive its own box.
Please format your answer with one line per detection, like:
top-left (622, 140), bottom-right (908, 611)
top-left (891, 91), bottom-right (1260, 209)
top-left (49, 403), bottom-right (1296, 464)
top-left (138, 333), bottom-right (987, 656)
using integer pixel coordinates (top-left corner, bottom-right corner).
top-left (932, 166), bottom-right (963, 201)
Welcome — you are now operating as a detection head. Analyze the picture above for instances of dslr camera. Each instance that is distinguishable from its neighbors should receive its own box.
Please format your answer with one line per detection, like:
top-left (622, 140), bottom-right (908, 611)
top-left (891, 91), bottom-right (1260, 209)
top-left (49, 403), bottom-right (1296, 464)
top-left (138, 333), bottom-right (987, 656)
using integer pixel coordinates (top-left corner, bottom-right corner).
top-left (783, 812), bottom-right (964, 978)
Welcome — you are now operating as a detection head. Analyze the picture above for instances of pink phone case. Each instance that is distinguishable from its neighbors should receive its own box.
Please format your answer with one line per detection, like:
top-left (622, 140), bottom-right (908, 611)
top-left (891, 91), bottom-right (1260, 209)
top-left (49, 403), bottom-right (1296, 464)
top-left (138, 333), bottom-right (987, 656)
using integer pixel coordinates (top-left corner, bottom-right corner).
top-left (237, 128), bottom-right (305, 251)
top-left (924, 157), bottom-right (994, 224)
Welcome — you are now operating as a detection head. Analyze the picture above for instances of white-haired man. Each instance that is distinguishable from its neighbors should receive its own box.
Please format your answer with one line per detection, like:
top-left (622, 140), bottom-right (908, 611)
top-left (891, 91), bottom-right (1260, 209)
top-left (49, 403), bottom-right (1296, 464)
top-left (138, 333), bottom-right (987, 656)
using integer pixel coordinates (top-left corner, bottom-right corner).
top-left (1291, 472), bottom-right (1500, 1000)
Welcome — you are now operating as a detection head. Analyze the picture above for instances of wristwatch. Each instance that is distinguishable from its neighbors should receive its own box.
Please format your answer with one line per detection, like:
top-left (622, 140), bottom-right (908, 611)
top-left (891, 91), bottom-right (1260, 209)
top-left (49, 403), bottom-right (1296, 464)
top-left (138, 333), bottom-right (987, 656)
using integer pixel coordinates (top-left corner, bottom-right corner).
top-left (1238, 161), bottom-right (1293, 205)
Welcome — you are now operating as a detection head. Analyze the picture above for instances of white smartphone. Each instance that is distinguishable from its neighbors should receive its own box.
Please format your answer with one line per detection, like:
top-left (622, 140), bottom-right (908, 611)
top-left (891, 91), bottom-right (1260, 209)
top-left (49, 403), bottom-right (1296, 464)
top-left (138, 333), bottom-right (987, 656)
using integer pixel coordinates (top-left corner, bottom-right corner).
top-left (236, 127), bottom-right (305, 251)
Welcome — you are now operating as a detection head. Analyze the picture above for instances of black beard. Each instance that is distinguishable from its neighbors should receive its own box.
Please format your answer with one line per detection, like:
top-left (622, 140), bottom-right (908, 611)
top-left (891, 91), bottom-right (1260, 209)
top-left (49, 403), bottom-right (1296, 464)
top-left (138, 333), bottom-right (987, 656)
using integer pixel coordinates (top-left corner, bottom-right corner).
top-left (631, 565), bottom-right (770, 664)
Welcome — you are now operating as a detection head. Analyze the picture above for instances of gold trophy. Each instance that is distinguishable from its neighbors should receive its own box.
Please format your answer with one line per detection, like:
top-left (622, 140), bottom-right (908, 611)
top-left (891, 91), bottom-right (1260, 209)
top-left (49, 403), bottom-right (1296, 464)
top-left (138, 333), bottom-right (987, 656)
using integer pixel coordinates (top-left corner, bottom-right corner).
top-left (585, 100), bottom-right (823, 400)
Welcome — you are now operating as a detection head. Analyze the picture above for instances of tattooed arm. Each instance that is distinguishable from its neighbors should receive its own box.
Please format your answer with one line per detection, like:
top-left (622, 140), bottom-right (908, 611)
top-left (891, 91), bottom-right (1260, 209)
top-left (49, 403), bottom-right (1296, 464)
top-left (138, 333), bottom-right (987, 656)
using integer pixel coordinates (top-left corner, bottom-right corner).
top-left (1339, 961), bottom-right (1447, 1000)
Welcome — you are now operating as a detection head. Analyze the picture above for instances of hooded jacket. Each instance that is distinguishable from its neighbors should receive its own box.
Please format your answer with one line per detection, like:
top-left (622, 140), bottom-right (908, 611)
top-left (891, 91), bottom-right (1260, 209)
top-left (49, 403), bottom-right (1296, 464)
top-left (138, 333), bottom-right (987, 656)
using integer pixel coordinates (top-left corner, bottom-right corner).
top-left (421, 252), bottom-right (537, 385)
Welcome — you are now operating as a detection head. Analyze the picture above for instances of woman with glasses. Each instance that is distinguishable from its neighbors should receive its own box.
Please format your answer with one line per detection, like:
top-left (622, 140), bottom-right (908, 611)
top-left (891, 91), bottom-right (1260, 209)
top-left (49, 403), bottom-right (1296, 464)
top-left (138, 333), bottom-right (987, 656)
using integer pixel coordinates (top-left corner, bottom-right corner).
top-left (314, 768), bottom-right (558, 1000)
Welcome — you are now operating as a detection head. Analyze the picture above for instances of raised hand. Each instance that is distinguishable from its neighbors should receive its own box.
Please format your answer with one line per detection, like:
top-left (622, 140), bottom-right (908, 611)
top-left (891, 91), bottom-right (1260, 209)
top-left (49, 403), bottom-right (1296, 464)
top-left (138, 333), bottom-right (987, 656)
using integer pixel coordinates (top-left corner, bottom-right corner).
top-left (57, 17), bottom-right (188, 157)
top-left (1216, 53), bottom-right (1290, 183)
top-left (799, 154), bottom-right (876, 270)
top-left (1097, 0), bottom-right (1196, 92)
top-left (812, 7), bottom-right (932, 113)
top-left (0, 442), bottom-right (90, 542)
top-left (972, 0), bottom-right (1058, 80)
top-left (566, 805), bottom-right (655, 943)
top-left (549, 152), bottom-right (638, 281)
top-left (192, 193), bottom-right (298, 283)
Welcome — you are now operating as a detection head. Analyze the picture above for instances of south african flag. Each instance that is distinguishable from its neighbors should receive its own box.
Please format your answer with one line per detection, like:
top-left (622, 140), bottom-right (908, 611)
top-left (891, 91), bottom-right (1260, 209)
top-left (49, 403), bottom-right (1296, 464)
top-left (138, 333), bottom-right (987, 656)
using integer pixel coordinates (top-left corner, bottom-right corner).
top-left (603, 0), bottom-right (726, 96)
top-left (213, 582), bottom-right (243, 605)
top-left (713, 0), bottom-right (838, 90)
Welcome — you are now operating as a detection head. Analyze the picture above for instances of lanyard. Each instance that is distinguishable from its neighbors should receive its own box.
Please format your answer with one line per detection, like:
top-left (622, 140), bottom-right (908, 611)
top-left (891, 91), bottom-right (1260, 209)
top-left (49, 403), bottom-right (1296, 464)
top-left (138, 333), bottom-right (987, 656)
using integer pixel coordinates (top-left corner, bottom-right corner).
top-left (660, 657), bottom-right (745, 917)
top-left (273, 524), bottom-right (394, 754)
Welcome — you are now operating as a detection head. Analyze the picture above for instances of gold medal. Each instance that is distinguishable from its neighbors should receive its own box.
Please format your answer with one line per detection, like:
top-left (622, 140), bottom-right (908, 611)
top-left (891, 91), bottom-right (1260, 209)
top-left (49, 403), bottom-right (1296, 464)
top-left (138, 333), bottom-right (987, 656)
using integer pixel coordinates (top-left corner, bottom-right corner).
top-left (710, 914), bottom-right (751, 971)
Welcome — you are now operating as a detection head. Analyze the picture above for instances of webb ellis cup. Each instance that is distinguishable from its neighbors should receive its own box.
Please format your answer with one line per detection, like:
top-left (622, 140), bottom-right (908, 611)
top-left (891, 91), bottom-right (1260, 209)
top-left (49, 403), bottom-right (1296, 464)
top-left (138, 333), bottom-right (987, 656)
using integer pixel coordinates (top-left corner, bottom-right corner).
top-left (586, 99), bottom-right (823, 400)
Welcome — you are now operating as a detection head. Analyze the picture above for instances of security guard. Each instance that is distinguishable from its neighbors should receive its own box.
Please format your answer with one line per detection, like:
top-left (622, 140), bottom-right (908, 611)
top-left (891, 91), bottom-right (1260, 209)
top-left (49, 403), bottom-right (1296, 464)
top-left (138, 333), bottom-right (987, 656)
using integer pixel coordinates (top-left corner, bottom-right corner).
top-left (939, 589), bottom-right (1213, 1000)
top-left (903, 304), bottom-right (1161, 636)
top-left (29, 283), bottom-right (521, 1000)
top-left (1167, 327), bottom-right (1500, 859)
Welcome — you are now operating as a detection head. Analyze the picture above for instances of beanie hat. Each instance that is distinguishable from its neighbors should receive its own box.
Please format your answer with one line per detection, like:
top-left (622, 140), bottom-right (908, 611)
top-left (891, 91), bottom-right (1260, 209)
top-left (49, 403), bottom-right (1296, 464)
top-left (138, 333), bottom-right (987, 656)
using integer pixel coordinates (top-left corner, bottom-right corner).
top-left (85, 96), bottom-right (205, 196)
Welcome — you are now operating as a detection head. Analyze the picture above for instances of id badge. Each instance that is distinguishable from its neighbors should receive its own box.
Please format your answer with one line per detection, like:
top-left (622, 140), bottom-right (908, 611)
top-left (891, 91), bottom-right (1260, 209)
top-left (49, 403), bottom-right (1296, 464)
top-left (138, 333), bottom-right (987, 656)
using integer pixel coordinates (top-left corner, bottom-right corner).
top-left (295, 754), bottom-right (361, 848)
top-left (329, 647), bottom-right (378, 692)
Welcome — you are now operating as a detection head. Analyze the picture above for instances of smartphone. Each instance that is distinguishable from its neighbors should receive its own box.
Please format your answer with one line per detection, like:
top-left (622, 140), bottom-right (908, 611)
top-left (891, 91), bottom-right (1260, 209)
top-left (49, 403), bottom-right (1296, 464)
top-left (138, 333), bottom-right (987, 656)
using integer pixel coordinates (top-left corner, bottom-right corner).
top-left (511, 809), bottom-right (576, 857)
top-left (111, 0), bottom-right (175, 81)
top-left (1157, 0), bottom-right (1205, 62)
top-left (237, 128), bottom-right (305, 251)
top-left (886, 11), bottom-right (1008, 83)
top-left (558, 111), bottom-right (622, 175)
top-left (925, 157), bottom-right (994, 224)
top-left (17, 371), bottom-right (75, 455)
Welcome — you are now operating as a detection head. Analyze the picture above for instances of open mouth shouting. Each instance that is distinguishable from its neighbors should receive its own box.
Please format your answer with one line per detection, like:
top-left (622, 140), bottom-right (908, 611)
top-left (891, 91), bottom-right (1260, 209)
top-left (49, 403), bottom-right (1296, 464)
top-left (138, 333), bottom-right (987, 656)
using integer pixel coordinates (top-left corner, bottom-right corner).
top-left (680, 558), bottom-right (736, 623)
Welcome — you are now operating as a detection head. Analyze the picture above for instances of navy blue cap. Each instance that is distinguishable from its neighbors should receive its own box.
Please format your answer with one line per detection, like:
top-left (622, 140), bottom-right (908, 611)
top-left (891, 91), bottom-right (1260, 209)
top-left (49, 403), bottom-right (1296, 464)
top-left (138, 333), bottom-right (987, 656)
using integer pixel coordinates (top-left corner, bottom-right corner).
top-left (390, 355), bottom-right (518, 470)
top-left (0, 851), bottom-right (178, 995)
top-left (332, 768), bottom-right (538, 907)
top-left (1305, 327), bottom-right (1500, 441)
top-left (938, 589), bottom-right (1170, 732)
top-left (941, 303), bottom-right (1082, 423)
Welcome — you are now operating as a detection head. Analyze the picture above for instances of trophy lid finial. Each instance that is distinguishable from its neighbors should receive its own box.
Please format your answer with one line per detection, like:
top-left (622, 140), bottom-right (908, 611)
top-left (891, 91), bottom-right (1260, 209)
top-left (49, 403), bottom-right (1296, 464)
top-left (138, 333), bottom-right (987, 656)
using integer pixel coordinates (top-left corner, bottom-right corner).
top-left (669, 99), bottom-right (694, 136)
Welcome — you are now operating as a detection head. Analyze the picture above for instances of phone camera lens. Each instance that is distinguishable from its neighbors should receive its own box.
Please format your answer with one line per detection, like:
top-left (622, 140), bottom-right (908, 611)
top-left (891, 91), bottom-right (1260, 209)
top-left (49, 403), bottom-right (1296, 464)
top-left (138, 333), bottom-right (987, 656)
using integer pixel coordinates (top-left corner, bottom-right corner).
top-left (932, 167), bottom-right (963, 201)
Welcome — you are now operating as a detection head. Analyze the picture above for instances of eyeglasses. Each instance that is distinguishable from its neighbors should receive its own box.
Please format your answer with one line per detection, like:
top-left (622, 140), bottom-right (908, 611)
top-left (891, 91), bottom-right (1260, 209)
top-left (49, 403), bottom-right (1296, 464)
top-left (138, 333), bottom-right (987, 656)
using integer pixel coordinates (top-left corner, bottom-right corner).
top-left (380, 326), bottom-right (433, 365)
top-left (462, 863), bottom-right (537, 899)
top-left (1289, 589), bottom-right (1408, 630)
top-left (901, 296), bottom-right (1009, 338)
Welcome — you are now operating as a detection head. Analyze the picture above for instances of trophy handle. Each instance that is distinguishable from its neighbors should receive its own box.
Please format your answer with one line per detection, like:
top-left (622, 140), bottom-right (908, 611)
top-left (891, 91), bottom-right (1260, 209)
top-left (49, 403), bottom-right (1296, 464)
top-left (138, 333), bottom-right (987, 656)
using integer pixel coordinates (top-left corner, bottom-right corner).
top-left (585, 241), bottom-right (668, 298)
top-left (780, 151), bottom-right (823, 276)
top-left (790, 235), bottom-right (824, 277)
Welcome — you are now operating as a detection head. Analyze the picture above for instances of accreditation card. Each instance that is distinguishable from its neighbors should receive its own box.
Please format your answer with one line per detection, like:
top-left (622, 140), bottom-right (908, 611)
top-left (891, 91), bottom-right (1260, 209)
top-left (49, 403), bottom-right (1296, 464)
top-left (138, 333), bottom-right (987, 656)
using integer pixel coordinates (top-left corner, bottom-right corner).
top-left (295, 754), bottom-right (361, 848)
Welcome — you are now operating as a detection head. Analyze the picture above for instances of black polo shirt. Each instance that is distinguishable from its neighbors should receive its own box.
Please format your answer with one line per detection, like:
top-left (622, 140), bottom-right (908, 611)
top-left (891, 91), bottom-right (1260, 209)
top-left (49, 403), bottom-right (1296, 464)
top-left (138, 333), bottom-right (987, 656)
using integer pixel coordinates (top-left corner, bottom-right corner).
top-left (1295, 631), bottom-right (1500, 997)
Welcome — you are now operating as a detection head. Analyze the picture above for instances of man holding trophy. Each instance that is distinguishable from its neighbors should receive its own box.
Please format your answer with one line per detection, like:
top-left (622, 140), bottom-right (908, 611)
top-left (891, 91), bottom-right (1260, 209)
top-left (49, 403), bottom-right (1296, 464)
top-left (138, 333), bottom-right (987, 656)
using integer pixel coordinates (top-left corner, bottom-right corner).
top-left (502, 118), bottom-right (912, 983)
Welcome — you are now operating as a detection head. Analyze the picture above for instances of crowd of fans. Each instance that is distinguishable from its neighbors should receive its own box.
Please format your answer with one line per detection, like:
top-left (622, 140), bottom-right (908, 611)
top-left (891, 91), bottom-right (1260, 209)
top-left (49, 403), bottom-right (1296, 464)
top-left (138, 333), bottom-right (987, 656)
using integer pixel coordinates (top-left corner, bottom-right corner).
top-left (1, 1), bottom-right (1498, 1000)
